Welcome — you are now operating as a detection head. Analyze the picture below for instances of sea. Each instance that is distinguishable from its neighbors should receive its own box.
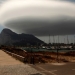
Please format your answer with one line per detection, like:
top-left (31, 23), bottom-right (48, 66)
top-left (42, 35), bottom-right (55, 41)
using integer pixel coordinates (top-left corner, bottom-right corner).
top-left (21, 47), bottom-right (75, 52)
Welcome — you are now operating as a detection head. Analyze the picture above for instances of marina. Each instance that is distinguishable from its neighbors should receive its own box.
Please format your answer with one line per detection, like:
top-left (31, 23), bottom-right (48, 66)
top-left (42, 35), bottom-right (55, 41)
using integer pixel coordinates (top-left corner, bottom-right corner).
top-left (21, 47), bottom-right (75, 52)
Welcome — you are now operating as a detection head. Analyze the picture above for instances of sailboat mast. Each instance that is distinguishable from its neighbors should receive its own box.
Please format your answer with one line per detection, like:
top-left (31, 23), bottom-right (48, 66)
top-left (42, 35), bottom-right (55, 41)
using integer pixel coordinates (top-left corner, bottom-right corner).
top-left (49, 35), bottom-right (50, 44)
top-left (67, 35), bottom-right (69, 44)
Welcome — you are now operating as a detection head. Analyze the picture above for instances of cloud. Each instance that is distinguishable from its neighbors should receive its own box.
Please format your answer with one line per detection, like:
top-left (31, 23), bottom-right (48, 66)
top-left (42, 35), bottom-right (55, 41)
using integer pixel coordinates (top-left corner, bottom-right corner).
top-left (61, 0), bottom-right (75, 2)
top-left (0, 0), bottom-right (75, 36)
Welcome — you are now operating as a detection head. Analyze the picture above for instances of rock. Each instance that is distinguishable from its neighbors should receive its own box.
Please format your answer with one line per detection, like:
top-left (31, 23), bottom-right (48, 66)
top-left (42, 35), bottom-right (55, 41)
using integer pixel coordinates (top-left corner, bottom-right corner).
top-left (0, 28), bottom-right (44, 46)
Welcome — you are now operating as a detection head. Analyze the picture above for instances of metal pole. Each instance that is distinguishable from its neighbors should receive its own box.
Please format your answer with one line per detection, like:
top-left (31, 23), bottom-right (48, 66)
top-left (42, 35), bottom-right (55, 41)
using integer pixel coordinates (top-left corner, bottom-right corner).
top-left (57, 48), bottom-right (59, 62)
top-left (57, 35), bottom-right (59, 63)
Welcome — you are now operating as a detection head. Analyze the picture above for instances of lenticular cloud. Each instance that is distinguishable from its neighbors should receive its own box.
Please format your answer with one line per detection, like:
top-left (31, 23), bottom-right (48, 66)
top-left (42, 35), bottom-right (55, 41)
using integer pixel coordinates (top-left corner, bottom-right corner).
top-left (0, 0), bottom-right (75, 36)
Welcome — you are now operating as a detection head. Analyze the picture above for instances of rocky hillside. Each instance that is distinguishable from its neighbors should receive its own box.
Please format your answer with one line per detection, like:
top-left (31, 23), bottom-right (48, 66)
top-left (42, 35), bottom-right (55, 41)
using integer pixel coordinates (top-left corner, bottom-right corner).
top-left (0, 28), bottom-right (44, 46)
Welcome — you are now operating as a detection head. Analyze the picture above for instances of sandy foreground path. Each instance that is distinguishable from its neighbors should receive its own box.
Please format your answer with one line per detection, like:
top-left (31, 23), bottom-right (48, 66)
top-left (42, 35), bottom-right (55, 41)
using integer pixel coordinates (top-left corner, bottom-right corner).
top-left (0, 50), bottom-right (45, 75)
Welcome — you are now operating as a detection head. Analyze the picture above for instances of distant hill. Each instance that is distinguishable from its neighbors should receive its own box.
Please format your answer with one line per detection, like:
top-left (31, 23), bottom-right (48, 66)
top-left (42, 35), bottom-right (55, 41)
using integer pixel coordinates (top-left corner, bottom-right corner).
top-left (0, 28), bottom-right (44, 46)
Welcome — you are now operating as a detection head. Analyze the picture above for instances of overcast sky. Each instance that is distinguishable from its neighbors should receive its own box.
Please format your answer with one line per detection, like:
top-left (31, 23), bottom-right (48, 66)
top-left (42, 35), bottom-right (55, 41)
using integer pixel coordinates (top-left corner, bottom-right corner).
top-left (0, 0), bottom-right (75, 43)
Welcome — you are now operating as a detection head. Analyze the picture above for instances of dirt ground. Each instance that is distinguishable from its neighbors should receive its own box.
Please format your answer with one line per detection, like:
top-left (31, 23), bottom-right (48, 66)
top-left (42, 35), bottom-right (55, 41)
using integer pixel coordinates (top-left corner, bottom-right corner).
top-left (2, 47), bottom-right (75, 63)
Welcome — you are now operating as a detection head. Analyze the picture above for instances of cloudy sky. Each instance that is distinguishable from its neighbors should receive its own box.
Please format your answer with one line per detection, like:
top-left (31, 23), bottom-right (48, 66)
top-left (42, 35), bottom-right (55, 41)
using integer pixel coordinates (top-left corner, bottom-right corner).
top-left (0, 0), bottom-right (75, 43)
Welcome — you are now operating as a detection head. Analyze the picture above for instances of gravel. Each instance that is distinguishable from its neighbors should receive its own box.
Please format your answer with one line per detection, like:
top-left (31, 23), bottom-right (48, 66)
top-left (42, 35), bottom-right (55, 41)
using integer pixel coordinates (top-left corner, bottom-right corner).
top-left (0, 64), bottom-right (45, 75)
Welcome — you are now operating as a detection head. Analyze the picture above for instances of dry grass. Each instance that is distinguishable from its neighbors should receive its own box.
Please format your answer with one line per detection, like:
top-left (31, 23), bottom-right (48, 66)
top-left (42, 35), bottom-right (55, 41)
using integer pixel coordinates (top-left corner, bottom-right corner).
top-left (2, 47), bottom-right (75, 63)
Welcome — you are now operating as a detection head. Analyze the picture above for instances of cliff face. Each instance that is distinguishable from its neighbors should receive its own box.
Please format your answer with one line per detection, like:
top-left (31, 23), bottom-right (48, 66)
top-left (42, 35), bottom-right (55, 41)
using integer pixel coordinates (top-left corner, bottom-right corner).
top-left (0, 28), bottom-right (44, 46)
